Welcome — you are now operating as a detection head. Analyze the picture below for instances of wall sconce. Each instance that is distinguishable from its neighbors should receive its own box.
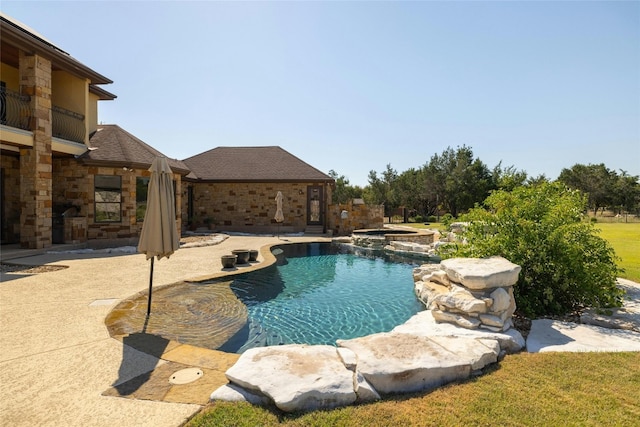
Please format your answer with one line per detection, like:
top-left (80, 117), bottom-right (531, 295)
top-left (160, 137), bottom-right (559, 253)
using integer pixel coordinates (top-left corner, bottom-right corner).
top-left (341, 210), bottom-right (349, 220)
top-left (298, 190), bottom-right (304, 195)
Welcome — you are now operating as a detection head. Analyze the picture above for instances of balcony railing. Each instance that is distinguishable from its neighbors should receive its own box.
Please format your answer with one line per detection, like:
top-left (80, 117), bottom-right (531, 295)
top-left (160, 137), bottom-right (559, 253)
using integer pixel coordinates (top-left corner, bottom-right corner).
top-left (52, 105), bottom-right (85, 143)
top-left (0, 86), bottom-right (31, 130)
top-left (0, 87), bottom-right (86, 144)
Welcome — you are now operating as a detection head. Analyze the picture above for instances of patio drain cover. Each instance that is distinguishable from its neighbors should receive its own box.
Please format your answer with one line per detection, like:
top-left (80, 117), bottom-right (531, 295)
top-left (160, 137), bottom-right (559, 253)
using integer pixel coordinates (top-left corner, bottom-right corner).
top-left (169, 368), bottom-right (203, 385)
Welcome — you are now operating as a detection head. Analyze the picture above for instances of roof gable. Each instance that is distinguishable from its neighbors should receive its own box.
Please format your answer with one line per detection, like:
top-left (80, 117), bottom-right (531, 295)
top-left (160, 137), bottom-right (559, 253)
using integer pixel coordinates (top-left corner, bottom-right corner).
top-left (81, 125), bottom-right (189, 174)
top-left (182, 146), bottom-right (333, 182)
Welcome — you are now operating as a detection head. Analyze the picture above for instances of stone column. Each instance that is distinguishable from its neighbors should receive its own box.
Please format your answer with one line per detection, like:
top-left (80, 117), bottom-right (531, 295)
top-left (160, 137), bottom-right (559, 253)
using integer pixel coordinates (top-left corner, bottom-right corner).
top-left (19, 51), bottom-right (52, 249)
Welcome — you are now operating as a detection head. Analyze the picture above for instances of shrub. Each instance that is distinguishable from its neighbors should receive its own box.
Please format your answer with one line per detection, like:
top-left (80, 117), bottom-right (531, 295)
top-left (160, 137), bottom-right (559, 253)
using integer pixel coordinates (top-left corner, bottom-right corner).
top-left (438, 182), bottom-right (623, 317)
top-left (427, 215), bottom-right (437, 223)
top-left (441, 213), bottom-right (454, 227)
top-left (412, 215), bottom-right (424, 223)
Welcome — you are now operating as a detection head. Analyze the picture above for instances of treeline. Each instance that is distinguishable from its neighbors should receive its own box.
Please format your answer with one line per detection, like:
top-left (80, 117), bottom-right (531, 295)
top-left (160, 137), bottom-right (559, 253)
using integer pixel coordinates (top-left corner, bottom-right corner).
top-left (330, 145), bottom-right (640, 219)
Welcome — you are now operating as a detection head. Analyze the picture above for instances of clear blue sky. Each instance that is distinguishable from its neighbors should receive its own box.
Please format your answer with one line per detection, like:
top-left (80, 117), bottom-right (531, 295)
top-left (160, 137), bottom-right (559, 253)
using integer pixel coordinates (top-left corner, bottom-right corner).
top-left (3, 1), bottom-right (639, 186)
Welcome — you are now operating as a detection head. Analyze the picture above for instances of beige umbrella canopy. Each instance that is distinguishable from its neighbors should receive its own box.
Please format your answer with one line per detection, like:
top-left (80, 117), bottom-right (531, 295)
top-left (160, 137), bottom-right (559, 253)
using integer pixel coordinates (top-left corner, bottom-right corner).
top-left (138, 156), bottom-right (180, 316)
top-left (274, 191), bottom-right (284, 238)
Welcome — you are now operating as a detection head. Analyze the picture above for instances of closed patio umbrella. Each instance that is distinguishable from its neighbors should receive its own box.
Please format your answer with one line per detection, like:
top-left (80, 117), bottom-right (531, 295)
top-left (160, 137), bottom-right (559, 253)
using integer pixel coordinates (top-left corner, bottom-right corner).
top-left (274, 191), bottom-right (284, 238)
top-left (138, 156), bottom-right (180, 317)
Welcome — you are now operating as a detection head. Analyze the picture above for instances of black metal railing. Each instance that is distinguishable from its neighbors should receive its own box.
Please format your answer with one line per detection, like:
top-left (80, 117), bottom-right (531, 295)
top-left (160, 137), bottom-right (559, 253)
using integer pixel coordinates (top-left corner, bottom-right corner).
top-left (1, 86), bottom-right (86, 144)
top-left (52, 105), bottom-right (85, 143)
top-left (0, 86), bottom-right (31, 130)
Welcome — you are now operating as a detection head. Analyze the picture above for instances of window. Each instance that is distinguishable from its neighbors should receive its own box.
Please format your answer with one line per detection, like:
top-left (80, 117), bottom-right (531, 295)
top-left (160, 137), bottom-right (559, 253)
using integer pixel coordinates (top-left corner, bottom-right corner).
top-left (136, 177), bottom-right (149, 222)
top-left (135, 176), bottom-right (178, 222)
top-left (94, 175), bottom-right (121, 222)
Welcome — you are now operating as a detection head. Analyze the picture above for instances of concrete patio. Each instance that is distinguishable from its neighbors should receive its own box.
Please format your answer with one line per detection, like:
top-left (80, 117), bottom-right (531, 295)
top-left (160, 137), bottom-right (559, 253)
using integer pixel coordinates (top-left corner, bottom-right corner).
top-left (0, 235), bottom-right (329, 427)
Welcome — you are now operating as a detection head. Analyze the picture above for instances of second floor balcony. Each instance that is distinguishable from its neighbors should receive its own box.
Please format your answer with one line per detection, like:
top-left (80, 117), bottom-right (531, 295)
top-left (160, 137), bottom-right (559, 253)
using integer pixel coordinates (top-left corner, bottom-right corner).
top-left (1, 86), bottom-right (86, 144)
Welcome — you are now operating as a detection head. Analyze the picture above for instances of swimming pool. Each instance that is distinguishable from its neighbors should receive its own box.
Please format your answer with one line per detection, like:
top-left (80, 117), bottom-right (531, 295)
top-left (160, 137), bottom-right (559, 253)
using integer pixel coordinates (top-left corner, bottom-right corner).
top-left (105, 242), bottom-right (426, 354)
top-left (219, 243), bottom-right (425, 353)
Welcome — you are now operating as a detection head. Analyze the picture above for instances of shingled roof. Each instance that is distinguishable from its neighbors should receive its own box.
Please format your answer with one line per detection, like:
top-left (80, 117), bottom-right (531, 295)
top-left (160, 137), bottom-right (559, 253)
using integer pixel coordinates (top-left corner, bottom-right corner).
top-left (80, 125), bottom-right (190, 174)
top-left (182, 146), bottom-right (334, 183)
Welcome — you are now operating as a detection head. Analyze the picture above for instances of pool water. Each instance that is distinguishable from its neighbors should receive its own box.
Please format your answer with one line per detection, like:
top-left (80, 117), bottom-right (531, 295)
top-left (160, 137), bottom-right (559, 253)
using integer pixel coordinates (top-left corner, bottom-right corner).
top-left (218, 243), bottom-right (425, 353)
top-left (105, 243), bottom-right (427, 354)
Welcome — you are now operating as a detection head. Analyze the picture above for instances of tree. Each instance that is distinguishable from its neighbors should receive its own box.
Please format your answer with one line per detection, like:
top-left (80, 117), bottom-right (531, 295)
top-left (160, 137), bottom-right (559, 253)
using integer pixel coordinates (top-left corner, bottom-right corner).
top-left (558, 163), bottom-right (617, 215)
top-left (440, 182), bottom-right (622, 317)
top-left (612, 170), bottom-right (640, 220)
top-left (363, 164), bottom-right (398, 210)
top-left (395, 168), bottom-right (429, 216)
top-left (492, 162), bottom-right (528, 192)
top-left (423, 145), bottom-right (494, 217)
top-left (328, 170), bottom-right (363, 204)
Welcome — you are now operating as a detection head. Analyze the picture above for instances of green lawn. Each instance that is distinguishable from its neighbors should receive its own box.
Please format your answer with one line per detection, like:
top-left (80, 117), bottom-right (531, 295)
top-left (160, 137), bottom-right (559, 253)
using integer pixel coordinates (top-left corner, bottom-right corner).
top-left (188, 352), bottom-right (640, 427)
top-left (595, 223), bottom-right (640, 283)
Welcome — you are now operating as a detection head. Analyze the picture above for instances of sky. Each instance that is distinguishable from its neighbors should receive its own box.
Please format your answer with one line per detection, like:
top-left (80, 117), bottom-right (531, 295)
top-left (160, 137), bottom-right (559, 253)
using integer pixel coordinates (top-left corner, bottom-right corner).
top-left (2, 1), bottom-right (639, 187)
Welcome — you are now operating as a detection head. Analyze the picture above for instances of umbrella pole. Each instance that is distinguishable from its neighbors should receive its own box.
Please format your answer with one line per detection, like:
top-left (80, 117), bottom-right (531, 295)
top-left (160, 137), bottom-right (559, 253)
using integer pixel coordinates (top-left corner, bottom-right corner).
top-left (147, 257), bottom-right (154, 317)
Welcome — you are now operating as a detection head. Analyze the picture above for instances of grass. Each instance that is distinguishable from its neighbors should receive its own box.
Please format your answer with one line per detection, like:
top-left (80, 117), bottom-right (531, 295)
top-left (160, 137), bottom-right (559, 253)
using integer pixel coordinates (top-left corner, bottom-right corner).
top-left (595, 222), bottom-right (640, 283)
top-left (187, 352), bottom-right (640, 427)
top-left (187, 222), bottom-right (640, 427)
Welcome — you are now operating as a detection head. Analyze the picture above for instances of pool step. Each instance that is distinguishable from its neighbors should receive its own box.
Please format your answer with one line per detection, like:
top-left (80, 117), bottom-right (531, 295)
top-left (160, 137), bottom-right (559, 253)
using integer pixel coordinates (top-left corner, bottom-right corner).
top-left (304, 225), bottom-right (325, 234)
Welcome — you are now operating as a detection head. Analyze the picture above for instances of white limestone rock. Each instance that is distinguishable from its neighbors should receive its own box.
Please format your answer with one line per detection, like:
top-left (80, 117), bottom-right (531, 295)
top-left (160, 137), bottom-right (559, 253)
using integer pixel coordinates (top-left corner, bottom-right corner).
top-left (433, 284), bottom-right (487, 314)
top-left (432, 309), bottom-right (481, 329)
top-left (337, 347), bottom-right (358, 371)
top-left (413, 264), bottom-right (443, 282)
top-left (392, 310), bottom-right (525, 354)
top-left (337, 332), bottom-right (472, 395)
top-left (490, 287), bottom-right (512, 313)
top-left (354, 371), bottom-right (381, 403)
top-left (416, 280), bottom-right (449, 309)
top-left (479, 313), bottom-right (505, 329)
top-left (427, 335), bottom-right (500, 371)
top-left (441, 257), bottom-right (521, 290)
top-left (431, 270), bottom-right (451, 287)
top-left (224, 344), bottom-right (357, 412)
top-left (210, 383), bottom-right (271, 405)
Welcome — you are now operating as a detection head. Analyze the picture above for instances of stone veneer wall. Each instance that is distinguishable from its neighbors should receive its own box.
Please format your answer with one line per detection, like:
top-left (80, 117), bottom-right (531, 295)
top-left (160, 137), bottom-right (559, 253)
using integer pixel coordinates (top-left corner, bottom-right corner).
top-left (19, 52), bottom-right (52, 249)
top-left (53, 158), bottom-right (182, 241)
top-left (327, 202), bottom-right (384, 236)
top-left (183, 182), bottom-right (330, 233)
top-left (1, 154), bottom-right (21, 243)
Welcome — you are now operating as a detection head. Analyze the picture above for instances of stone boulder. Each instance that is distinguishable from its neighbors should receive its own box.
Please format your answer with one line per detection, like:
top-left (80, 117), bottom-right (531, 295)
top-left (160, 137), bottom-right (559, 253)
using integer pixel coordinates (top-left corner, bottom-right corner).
top-left (414, 257), bottom-right (520, 332)
top-left (337, 332), bottom-right (499, 395)
top-left (440, 257), bottom-right (521, 290)
top-left (392, 310), bottom-right (525, 354)
top-left (221, 344), bottom-right (358, 412)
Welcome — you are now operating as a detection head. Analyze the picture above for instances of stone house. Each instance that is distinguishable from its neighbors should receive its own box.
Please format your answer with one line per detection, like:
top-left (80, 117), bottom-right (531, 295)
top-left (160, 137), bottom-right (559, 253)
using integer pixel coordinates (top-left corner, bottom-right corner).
top-left (1, 14), bottom-right (380, 249)
top-left (182, 146), bottom-right (334, 235)
top-left (0, 14), bottom-right (336, 249)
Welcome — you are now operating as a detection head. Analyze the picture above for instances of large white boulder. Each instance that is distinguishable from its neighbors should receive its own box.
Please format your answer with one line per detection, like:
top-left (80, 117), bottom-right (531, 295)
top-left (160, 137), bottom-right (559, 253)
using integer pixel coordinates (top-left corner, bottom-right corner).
top-left (210, 383), bottom-right (271, 405)
top-left (392, 310), bottom-right (525, 354)
top-left (224, 344), bottom-right (357, 412)
top-left (337, 332), bottom-right (496, 395)
top-left (441, 257), bottom-right (521, 290)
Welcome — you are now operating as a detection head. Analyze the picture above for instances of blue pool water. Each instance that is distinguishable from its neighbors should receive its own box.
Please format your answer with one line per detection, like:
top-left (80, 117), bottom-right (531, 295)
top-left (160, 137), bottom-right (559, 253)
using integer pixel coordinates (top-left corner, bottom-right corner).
top-left (219, 243), bottom-right (425, 353)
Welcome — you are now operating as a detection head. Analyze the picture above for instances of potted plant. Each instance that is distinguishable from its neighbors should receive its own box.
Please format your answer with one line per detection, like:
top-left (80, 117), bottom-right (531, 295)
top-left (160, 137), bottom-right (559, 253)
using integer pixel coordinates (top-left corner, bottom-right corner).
top-left (221, 254), bottom-right (237, 269)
